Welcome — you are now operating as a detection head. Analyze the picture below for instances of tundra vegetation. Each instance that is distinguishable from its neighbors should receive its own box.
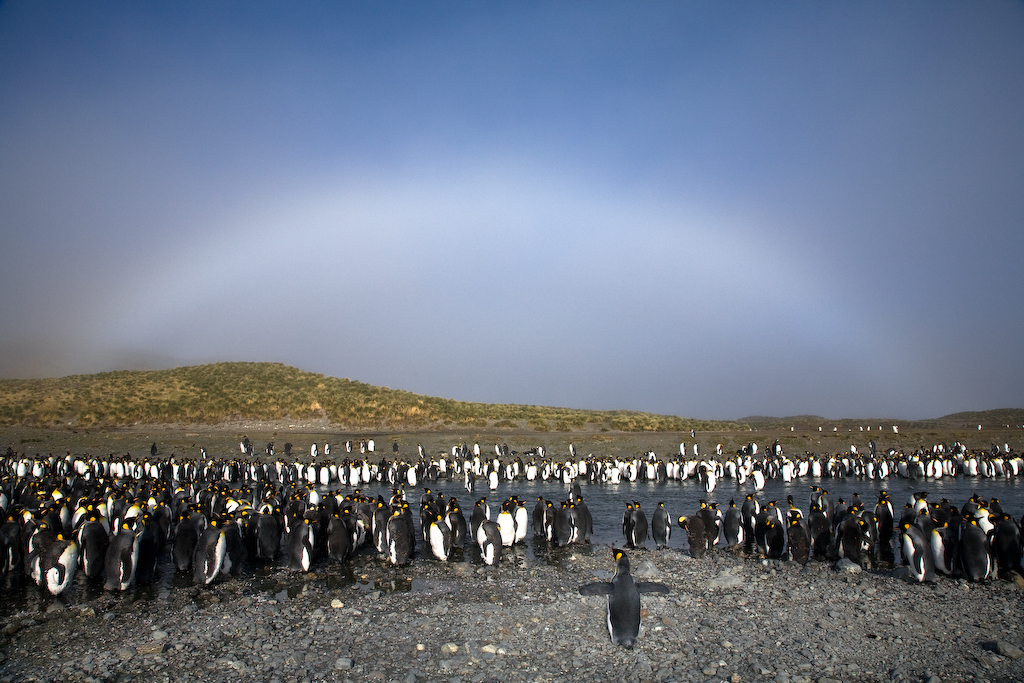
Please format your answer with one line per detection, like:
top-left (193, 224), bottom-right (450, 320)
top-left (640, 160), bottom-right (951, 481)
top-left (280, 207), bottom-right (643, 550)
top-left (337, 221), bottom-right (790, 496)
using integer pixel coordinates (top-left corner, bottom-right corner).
top-left (0, 362), bottom-right (743, 432)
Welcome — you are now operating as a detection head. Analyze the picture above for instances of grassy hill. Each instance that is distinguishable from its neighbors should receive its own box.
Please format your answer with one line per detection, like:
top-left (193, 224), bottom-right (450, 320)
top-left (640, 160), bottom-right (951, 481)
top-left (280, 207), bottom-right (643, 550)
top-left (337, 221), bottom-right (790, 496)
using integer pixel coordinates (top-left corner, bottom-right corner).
top-left (0, 362), bottom-right (742, 433)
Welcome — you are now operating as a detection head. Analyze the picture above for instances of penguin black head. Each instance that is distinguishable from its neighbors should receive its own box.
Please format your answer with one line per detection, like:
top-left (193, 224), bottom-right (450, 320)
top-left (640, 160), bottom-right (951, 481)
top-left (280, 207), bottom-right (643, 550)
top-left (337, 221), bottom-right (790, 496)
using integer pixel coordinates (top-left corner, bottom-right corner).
top-left (612, 548), bottom-right (630, 572)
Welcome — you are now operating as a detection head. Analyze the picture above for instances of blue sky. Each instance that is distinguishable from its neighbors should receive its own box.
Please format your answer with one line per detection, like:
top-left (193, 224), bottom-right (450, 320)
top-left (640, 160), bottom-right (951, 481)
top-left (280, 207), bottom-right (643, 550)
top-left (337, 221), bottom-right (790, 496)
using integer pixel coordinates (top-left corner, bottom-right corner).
top-left (1, 1), bottom-right (1022, 420)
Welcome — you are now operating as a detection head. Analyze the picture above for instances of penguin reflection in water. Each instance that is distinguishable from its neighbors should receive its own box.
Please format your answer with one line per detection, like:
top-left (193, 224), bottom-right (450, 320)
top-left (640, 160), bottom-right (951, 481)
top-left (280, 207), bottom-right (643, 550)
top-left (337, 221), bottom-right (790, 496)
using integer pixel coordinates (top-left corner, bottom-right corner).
top-left (578, 549), bottom-right (670, 649)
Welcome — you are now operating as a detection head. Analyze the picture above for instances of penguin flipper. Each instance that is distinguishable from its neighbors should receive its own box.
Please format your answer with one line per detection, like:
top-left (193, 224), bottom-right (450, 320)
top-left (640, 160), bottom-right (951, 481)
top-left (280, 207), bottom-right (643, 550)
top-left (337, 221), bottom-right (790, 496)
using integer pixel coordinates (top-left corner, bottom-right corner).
top-left (578, 582), bottom-right (614, 595)
top-left (635, 582), bottom-right (670, 594)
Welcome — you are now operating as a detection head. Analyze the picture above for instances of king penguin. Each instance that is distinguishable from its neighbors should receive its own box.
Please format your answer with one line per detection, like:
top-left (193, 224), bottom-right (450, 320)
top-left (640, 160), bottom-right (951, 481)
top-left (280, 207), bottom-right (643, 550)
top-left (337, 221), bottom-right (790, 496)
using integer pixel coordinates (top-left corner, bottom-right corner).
top-left (629, 502), bottom-right (649, 549)
top-left (104, 521), bottom-right (141, 592)
top-left (552, 501), bottom-right (574, 547)
top-left (477, 519), bottom-right (502, 566)
top-left (764, 518), bottom-right (785, 559)
top-left (327, 511), bottom-right (352, 562)
top-left (41, 532), bottom-right (79, 596)
top-left (532, 497), bottom-right (547, 536)
top-left (288, 516), bottom-right (315, 572)
top-left (900, 522), bottom-right (935, 583)
top-left (470, 498), bottom-right (488, 541)
top-left (930, 521), bottom-right (957, 576)
top-left (678, 515), bottom-right (709, 559)
top-left (193, 518), bottom-right (226, 585)
top-left (428, 514), bottom-right (453, 561)
top-left (496, 500), bottom-right (517, 547)
top-left (254, 508), bottom-right (282, 561)
top-left (386, 507), bottom-right (412, 566)
top-left (446, 500), bottom-right (467, 550)
top-left (786, 516), bottom-right (810, 565)
top-left (958, 518), bottom-right (993, 582)
top-left (722, 500), bottom-right (744, 548)
top-left (991, 513), bottom-right (1023, 578)
top-left (77, 512), bottom-right (109, 579)
top-left (578, 548), bottom-right (670, 649)
top-left (651, 502), bottom-right (671, 549)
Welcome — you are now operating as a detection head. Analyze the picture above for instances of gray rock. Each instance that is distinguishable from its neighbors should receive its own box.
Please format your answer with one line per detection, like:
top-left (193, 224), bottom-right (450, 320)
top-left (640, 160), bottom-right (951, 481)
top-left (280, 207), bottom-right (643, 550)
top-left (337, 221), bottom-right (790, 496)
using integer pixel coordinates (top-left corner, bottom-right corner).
top-left (335, 657), bottom-right (353, 670)
top-left (634, 560), bottom-right (660, 579)
top-left (708, 572), bottom-right (744, 589)
top-left (983, 641), bottom-right (1023, 659)
top-left (835, 558), bottom-right (861, 574)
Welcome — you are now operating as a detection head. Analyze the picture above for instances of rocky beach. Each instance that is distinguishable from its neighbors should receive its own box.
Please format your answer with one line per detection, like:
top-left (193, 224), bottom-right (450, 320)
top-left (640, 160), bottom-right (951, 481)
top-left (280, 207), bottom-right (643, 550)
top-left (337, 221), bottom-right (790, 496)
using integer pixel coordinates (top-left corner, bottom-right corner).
top-left (3, 424), bottom-right (1024, 683)
top-left (2, 543), bottom-right (1022, 683)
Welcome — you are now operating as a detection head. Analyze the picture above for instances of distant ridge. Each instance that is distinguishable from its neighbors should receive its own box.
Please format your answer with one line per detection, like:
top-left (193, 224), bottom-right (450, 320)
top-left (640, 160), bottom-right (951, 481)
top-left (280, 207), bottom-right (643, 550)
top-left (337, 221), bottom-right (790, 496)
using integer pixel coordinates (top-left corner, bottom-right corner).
top-left (739, 409), bottom-right (1024, 430)
top-left (0, 362), bottom-right (742, 433)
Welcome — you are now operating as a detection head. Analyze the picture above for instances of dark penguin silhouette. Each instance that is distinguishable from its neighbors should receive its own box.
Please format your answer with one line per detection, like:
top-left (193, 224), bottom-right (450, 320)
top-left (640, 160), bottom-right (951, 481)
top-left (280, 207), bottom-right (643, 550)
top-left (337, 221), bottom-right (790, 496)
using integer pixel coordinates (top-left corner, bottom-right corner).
top-left (677, 515), bottom-right (707, 559)
top-left (786, 517), bottom-right (810, 565)
top-left (385, 508), bottom-right (412, 566)
top-left (992, 513), bottom-right (1023, 578)
top-left (532, 497), bottom-right (547, 536)
top-left (578, 548), bottom-right (670, 649)
top-left (628, 502), bottom-right (648, 549)
top-left (958, 519), bottom-right (993, 581)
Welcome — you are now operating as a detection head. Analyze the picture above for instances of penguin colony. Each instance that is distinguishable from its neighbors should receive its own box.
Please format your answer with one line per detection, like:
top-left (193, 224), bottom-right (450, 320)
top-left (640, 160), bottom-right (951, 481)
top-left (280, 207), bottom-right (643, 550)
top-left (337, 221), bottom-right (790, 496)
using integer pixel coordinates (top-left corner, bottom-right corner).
top-left (669, 488), bottom-right (1024, 583)
top-left (0, 441), bottom-right (601, 596)
top-left (1, 439), bottom-right (1022, 604)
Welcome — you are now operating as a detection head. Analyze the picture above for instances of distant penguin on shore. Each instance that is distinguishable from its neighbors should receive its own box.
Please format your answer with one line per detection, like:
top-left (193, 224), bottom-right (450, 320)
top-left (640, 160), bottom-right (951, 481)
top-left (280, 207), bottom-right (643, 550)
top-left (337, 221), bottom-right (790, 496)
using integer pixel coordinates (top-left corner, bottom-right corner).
top-left (628, 502), bottom-right (648, 549)
top-left (652, 502), bottom-right (671, 549)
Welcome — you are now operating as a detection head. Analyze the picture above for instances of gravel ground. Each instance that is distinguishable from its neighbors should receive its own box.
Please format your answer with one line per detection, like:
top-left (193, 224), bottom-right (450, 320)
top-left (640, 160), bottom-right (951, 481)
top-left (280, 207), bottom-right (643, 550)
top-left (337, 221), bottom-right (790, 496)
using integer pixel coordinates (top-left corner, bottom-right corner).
top-left (2, 544), bottom-right (1022, 683)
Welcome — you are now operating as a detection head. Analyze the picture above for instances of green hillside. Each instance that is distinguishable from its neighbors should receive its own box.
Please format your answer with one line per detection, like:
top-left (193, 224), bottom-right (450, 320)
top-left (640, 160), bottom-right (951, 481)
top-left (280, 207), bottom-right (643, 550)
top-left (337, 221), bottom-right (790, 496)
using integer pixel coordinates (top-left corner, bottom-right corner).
top-left (0, 362), bottom-right (741, 432)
